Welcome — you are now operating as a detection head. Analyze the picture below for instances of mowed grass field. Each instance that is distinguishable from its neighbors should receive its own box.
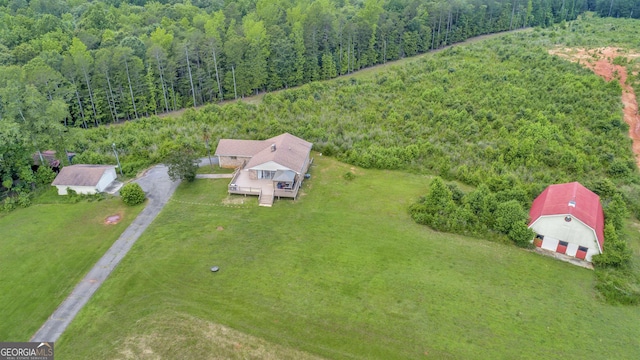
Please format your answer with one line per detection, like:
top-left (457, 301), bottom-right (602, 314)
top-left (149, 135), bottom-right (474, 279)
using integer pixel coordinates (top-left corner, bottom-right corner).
top-left (0, 194), bottom-right (143, 341)
top-left (58, 156), bottom-right (640, 359)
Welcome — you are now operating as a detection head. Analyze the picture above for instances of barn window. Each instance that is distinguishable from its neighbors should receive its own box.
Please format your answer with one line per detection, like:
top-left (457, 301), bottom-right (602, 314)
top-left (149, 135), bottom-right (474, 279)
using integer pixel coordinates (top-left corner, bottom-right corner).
top-left (559, 241), bottom-right (569, 247)
top-left (230, 156), bottom-right (237, 160)
top-left (564, 215), bottom-right (572, 222)
top-left (578, 246), bottom-right (588, 252)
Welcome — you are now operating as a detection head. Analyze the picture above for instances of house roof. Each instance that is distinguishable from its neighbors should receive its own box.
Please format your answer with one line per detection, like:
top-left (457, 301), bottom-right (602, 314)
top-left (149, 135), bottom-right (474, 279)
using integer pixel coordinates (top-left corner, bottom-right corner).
top-left (33, 150), bottom-right (76, 167)
top-left (214, 139), bottom-right (270, 157)
top-left (529, 182), bottom-right (604, 249)
top-left (51, 164), bottom-right (116, 187)
top-left (215, 133), bottom-right (312, 174)
top-left (273, 170), bottom-right (296, 182)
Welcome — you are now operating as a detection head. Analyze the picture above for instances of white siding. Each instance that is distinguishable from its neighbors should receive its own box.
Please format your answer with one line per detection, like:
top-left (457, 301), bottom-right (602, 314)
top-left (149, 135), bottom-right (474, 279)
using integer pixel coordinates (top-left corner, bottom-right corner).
top-left (56, 185), bottom-right (98, 195)
top-left (530, 214), bottom-right (601, 261)
top-left (585, 248), bottom-right (599, 262)
top-left (96, 168), bottom-right (117, 192)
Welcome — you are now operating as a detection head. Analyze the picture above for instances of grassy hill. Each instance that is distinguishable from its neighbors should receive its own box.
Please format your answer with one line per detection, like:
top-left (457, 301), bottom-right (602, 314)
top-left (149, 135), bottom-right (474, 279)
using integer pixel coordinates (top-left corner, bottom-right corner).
top-left (0, 194), bottom-right (143, 340)
top-left (57, 156), bottom-right (640, 359)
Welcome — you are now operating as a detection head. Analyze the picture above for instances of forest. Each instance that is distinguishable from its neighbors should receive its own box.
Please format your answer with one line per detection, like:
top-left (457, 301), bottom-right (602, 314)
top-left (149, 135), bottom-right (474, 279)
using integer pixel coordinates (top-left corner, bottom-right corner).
top-left (3, 0), bottom-right (638, 194)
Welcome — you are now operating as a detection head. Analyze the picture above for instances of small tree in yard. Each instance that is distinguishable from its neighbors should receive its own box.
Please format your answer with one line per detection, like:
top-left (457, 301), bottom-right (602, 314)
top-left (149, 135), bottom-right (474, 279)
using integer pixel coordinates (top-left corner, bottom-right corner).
top-left (120, 183), bottom-right (146, 206)
top-left (508, 222), bottom-right (535, 247)
top-left (166, 149), bottom-right (199, 182)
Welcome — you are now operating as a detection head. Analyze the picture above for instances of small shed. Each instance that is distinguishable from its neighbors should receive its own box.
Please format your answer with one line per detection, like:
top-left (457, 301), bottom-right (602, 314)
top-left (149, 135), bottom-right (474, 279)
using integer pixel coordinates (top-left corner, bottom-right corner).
top-left (528, 182), bottom-right (604, 262)
top-left (51, 165), bottom-right (117, 195)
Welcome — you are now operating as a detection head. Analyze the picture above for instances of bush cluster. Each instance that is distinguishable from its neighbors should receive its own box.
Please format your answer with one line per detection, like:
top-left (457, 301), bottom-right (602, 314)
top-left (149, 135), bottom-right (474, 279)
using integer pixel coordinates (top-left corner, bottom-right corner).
top-left (409, 177), bottom-right (534, 247)
top-left (120, 183), bottom-right (146, 206)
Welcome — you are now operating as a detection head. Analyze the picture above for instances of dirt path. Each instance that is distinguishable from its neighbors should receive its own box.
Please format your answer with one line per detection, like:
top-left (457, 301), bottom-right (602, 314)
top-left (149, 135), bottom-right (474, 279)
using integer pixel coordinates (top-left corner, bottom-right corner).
top-left (550, 47), bottom-right (640, 167)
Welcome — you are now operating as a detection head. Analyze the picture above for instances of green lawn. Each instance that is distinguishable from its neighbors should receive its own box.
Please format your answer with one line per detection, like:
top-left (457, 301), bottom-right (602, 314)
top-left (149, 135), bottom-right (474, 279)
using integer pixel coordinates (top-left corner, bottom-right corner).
top-left (58, 156), bottom-right (640, 359)
top-left (0, 194), bottom-right (143, 341)
top-left (196, 163), bottom-right (235, 174)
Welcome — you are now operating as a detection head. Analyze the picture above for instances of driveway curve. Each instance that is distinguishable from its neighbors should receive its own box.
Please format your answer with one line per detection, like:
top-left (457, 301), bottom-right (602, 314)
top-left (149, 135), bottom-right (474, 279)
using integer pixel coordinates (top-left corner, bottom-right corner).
top-left (31, 165), bottom-right (180, 342)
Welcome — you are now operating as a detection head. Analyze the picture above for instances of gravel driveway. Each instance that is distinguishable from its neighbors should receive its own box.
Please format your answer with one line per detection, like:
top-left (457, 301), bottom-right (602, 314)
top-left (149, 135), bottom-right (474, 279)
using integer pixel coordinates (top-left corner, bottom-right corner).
top-left (31, 165), bottom-right (180, 342)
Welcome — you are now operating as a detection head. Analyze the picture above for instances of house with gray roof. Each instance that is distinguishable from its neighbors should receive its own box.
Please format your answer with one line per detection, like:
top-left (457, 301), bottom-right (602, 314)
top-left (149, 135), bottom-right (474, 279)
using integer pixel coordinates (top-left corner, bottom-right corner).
top-left (214, 133), bottom-right (312, 207)
top-left (51, 164), bottom-right (117, 195)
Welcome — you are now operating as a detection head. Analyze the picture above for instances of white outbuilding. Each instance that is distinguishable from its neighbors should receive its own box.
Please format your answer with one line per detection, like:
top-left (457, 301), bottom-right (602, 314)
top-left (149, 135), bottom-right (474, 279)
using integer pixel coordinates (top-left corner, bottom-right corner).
top-left (528, 182), bottom-right (604, 262)
top-left (51, 164), bottom-right (117, 195)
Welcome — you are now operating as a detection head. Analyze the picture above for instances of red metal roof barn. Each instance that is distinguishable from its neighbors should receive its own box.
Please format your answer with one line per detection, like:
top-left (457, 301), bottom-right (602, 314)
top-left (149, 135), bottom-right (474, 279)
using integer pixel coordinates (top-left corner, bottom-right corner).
top-left (528, 182), bottom-right (604, 263)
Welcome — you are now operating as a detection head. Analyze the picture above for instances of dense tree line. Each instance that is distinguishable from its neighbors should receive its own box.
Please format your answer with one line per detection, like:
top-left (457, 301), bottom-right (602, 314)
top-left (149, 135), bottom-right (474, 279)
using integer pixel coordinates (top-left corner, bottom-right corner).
top-left (591, 0), bottom-right (640, 18)
top-left (0, 0), bottom-right (590, 127)
top-left (0, 0), bottom-right (594, 194)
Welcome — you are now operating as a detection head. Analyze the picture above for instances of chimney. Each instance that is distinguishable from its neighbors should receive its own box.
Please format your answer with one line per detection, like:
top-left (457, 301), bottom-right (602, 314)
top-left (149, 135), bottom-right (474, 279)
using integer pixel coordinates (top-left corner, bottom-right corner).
top-left (271, 143), bottom-right (276, 152)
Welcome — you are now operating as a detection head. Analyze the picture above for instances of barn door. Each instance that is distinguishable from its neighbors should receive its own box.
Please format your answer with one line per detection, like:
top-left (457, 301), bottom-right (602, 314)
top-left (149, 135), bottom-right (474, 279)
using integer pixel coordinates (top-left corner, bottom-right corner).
top-left (533, 235), bottom-right (544, 247)
top-left (576, 246), bottom-right (588, 260)
top-left (556, 241), bottom-right (568, 254)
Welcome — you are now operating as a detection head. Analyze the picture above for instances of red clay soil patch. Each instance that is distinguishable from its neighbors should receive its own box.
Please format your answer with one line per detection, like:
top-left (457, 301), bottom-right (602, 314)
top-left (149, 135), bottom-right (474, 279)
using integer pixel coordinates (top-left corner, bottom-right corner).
top-left (550, 47), bottom-right (640, 168)
top-left (104, 214), bottom-right (122, 225)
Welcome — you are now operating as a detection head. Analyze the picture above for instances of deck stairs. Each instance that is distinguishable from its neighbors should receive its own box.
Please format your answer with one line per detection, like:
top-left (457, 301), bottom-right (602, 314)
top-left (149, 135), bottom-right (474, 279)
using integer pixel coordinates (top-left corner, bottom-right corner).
top-left (259, 193), bottom-right (274, 207)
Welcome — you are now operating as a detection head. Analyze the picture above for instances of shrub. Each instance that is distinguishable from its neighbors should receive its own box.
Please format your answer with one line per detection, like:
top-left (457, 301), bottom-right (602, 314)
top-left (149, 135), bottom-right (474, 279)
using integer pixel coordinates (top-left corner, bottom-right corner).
top-left (17, 191), bottom-right (31, 208)
top-left (343, 171), bottom-right (356, 181)
top-left (508, 222), bottom-right (535, 248)
top-left (35, 166), bottom-right (56, 186)
top-left (409, 177), bottom-right (456, 232)
top-left (493, 200), bottom-right (528, 235)
top-left (66, 188), bottom-right (82, 203)
top-left (120, 183), bottom-right (146, 206)
top-left (2, 196), bottom-right (17, 212)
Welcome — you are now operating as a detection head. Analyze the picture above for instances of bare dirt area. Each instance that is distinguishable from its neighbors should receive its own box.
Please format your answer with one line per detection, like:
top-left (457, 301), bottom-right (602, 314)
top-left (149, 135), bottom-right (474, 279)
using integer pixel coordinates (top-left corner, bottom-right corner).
top-left (104, 214), bottom-right (122, 225)
top-left (550, 47), bottom-right (640, 167)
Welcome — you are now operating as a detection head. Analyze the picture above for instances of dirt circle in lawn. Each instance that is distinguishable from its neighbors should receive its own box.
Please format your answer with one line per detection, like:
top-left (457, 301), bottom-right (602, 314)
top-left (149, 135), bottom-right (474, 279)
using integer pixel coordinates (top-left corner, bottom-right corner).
top-left (104, 214), bottom-right (122, 224)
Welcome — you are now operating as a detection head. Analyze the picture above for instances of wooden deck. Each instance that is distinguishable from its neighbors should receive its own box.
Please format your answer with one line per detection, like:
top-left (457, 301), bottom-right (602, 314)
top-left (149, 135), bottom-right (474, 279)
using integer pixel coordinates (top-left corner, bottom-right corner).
top-left (228, 169), bottom-right (300, 205)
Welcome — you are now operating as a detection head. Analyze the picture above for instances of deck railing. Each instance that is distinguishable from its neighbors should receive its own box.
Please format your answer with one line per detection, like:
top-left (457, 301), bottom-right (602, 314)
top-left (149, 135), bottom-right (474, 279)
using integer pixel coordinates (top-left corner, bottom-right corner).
top-left (229, 185), bottom-right (262, 195)
top-left (274, 177), bottom-right (303, 199)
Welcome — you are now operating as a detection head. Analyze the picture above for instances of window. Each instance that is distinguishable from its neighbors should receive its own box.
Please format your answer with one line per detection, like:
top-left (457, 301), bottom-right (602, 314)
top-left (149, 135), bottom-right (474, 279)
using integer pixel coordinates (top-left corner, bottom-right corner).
top-left (258, 170), bottom-right (275, 179)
